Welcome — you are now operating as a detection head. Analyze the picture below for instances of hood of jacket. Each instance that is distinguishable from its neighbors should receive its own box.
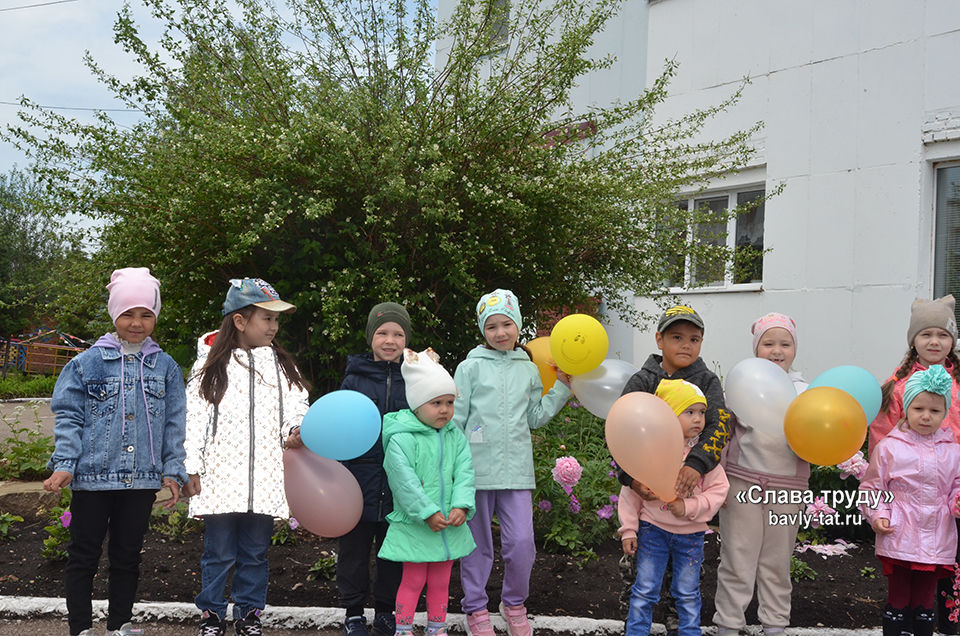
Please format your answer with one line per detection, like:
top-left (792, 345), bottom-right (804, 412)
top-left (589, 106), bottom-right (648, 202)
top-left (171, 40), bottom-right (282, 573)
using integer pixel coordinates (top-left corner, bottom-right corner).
top-left (94, 332), bottom-right (162, 357)
top-left (382, 408), bottom-right (454, 448)
top-left (464, 345), bottom-right (531, 363)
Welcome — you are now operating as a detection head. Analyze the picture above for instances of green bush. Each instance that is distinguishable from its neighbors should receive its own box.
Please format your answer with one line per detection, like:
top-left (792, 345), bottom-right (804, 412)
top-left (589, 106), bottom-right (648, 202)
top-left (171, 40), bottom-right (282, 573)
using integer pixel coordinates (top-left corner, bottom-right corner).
top-left (531, 401), bottom-right (620, 558)
top-left (42, 490), bottom-right (72, 561)
top-left (0, 372), bottom-right (57, 399)
top-left (149, 501), bottom-right (202, 543)
top-left (0, 512), bottom-right (23, 540)
top-left (0, 401), bottom-right (53, 480)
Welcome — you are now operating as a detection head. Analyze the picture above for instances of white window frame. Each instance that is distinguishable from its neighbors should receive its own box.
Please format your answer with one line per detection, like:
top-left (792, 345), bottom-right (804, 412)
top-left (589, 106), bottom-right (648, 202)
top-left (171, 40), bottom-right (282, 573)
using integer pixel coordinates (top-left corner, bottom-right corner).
top-left (669, 185), bottom-right (765, 294)
top-left (933, 159), bottom-right (960, 305)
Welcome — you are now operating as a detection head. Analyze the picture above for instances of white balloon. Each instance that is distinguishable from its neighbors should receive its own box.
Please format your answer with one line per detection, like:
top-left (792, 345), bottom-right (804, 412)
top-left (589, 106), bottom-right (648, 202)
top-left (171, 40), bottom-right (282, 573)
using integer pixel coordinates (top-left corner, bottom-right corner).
top-left (571, 359), bottom-right (640, 419)
top-left (724, 358), bottom-right (797, 438)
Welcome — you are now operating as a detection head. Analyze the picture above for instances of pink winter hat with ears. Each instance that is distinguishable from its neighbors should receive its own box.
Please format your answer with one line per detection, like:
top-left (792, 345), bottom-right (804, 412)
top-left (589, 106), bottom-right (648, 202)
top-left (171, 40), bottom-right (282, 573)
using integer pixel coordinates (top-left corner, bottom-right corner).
top-left (751, 313), bottom-right (797, 354)
top-left (106, 267), bottom-right (161, 323)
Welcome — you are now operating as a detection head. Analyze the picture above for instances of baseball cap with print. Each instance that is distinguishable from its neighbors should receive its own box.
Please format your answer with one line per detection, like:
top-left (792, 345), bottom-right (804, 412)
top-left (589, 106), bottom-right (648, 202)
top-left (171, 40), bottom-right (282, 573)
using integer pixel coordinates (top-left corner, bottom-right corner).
top-left (656, 304), bottom-right (704, 333)
top-left (221, 278), bottom-right (296, 316)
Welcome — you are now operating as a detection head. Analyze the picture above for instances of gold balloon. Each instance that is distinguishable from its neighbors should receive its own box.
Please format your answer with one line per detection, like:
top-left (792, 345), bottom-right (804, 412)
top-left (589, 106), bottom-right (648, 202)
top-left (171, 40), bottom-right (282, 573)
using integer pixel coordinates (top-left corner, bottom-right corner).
top-left (784, 386), bottom-right (867, 466)
top-left (526, 337), bottom-right (557, 396)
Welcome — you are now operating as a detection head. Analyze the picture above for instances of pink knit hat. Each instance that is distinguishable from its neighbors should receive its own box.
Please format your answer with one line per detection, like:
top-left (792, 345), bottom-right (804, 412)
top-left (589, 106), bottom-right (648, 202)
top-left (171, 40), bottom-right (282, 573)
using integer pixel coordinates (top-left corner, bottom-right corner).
top-left (751, 312), bottom-right (797, 354)
top-left (106, 267), bottom-right (161, 323)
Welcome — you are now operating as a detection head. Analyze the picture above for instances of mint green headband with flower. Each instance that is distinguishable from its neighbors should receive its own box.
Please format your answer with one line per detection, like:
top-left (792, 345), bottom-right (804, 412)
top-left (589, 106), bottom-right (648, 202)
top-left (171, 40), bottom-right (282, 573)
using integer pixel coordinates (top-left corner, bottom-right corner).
top-left (903, 364), bottom-right (952, 411)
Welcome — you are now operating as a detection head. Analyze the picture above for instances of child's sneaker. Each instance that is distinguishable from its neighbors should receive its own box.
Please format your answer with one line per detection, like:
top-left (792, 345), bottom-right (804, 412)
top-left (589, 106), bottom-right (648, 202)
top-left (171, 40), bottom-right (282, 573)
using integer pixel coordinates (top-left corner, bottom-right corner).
top-left (464, 609), bottom-right (495, 636)
top-left (198, 610), bottom-right (226, 636)
top-left (498, 602), bottom-right (532, 636)
top-left (234, 610), bottom-right (263, 636)
top-left (107, 623), bottom-right (145, 636)
top-left (344, 616), bottom-right (370, 636)
top-left (371, 612), bottom-right (395, 636)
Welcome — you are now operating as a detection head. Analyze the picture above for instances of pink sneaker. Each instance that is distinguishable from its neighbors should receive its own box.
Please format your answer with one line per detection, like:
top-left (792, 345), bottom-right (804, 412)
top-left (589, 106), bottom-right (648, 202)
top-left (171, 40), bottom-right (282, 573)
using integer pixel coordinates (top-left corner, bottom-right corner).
top-left (464, 609), bottom-right (496, 636)
top-left (499, 602), bottom-right (532, 636)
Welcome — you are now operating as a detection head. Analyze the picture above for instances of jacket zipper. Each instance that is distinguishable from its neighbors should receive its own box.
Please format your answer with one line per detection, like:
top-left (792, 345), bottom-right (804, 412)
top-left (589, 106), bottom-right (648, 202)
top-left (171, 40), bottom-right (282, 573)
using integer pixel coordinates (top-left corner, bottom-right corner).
top-left (437, 429), bottom-right (450, 560)
top-left (378, 365), bottom-right (394, 521)
top-left (248, 350), bottom-right (256, 512)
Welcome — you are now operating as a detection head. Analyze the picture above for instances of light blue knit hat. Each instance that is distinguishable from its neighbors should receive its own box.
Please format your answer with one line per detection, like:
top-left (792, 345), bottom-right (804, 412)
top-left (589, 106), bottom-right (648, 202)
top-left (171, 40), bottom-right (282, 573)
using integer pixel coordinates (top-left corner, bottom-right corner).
top-left (476, 289), bottom-right (522, 333)
top-left (903, 364), bottom-right (952, 412)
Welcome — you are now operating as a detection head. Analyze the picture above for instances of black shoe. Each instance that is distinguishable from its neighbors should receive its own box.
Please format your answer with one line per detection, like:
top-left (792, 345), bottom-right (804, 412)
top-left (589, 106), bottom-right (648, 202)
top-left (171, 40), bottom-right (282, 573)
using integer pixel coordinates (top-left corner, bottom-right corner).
top-left (344, 616), bottom-right (369, 636)
top-left (912, 607), bottom-right (935, 636)
top-left (198, 611), bottom-right (226, 636)
top-left (235, 610), bottom-right (263, 636)
top-left (882, 605), bottom-right (908, 636)
top-left (371, 613), bottom-right (395, 636)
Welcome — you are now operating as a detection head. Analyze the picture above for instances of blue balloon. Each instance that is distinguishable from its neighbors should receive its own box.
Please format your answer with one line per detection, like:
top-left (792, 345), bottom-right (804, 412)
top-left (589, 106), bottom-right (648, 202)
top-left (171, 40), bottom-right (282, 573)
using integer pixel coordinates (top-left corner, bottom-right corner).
top-left (809, 365), bottom-right (882, 423)
top-left (300, 390), bottom-right (382, 461)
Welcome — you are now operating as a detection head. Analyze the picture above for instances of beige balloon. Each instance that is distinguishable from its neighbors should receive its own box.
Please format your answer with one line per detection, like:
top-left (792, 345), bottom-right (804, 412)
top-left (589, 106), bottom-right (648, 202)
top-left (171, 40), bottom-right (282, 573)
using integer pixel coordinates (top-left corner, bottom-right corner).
top-left (605, 392), bottom-right (684, 501)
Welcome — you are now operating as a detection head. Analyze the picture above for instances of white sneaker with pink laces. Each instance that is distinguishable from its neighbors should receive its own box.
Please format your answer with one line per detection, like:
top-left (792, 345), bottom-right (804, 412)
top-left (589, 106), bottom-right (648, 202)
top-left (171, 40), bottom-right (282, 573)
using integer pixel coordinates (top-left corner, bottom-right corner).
top-left (499, 602), bottom-right (533, 636)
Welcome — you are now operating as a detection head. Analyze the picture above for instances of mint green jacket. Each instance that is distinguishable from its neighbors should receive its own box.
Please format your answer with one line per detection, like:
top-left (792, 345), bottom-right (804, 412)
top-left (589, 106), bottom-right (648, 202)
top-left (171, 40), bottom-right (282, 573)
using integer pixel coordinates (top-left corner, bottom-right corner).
top-left (451, 346), bottom-right (572, 490)
top-left (378, 409), bottom-right (476, 563)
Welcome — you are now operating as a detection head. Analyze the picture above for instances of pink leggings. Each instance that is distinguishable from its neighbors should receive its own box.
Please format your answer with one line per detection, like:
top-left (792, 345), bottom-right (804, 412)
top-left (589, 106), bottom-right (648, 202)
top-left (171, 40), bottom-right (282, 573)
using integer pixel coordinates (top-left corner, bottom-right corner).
top-left (396, 560), bottom-right (454, 627)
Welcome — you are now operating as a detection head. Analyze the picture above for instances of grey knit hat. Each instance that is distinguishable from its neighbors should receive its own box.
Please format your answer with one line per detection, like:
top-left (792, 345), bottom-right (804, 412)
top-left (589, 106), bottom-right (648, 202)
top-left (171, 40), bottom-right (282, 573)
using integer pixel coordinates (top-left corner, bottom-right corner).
top-left (907, 295), bottom-right (958, 348)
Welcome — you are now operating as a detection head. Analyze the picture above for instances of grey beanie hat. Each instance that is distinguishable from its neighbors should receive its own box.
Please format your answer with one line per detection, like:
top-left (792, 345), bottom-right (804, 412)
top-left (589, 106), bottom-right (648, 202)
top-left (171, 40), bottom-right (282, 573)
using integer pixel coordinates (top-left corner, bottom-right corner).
top-left (907, 295), bottom-right (958, 348)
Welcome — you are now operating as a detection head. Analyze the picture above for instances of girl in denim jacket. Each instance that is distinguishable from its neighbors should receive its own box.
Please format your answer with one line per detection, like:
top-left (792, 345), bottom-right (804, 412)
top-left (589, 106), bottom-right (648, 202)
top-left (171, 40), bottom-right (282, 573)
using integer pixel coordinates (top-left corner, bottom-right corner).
top-left (44, 268), bottom-right (188, 636)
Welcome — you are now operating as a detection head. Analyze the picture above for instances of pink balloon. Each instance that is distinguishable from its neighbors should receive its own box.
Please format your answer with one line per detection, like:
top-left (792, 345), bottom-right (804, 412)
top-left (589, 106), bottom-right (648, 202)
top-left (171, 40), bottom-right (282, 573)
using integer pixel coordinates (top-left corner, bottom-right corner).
top-left (283, 447), bottom-right (363, 538)
top-left (605, 392), bottom-right (684, 501)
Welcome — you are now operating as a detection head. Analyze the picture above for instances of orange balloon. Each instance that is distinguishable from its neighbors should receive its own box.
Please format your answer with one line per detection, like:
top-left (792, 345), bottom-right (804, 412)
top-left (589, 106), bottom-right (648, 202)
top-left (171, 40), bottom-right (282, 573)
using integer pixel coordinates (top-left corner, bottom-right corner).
top-left (784, 386), bottom-right (867, 466)
top-left (605, 392), bottom-right (684, 501)
top-left (526, 337), bottom-right (557, 396)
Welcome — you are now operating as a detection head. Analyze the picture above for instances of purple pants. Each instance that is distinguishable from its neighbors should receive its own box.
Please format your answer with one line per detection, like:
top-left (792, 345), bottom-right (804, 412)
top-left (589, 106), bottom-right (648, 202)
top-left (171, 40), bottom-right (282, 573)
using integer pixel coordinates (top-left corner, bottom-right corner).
top-left (460, 489), bottom-right (536, 613)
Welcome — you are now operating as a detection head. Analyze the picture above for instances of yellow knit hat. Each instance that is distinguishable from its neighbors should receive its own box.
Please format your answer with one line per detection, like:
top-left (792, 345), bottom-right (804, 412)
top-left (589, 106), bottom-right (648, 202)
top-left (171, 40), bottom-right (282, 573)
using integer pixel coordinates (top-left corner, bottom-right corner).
top-left (655, 379), bottom-right (706, 415)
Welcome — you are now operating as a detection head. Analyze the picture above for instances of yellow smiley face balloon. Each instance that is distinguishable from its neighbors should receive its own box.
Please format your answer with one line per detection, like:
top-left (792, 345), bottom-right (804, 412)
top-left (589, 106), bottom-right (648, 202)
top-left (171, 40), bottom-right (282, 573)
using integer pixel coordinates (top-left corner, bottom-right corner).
top-left (549, 314), bottom-right (609, 376)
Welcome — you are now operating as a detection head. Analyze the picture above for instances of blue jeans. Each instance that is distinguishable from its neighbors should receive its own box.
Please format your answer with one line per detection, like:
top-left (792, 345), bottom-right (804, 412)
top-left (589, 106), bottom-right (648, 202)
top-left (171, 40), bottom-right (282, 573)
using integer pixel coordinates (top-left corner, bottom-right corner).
top-left (626, 521), bottom-right (704, 636)
top-left (195, 513), bottom-right (274, 620)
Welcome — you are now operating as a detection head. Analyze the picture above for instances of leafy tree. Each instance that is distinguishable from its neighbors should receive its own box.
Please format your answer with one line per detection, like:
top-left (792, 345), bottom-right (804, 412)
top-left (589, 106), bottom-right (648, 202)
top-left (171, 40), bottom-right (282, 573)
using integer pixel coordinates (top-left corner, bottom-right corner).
top-left (5, 0), bottom-right (760, 390)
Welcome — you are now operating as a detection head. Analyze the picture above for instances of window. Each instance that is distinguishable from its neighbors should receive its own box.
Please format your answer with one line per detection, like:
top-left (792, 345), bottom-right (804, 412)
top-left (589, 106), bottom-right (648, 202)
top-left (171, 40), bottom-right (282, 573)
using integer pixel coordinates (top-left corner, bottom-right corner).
top-left (934, 163), bottom-right (960, 325)
top-left (671, 188), bottom-right (765, 289)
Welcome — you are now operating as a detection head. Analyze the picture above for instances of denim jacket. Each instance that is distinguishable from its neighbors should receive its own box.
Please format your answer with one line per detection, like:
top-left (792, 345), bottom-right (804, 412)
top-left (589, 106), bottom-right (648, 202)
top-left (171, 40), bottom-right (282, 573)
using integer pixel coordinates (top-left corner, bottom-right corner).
top-left (47, 333), bottom-right (188, 490)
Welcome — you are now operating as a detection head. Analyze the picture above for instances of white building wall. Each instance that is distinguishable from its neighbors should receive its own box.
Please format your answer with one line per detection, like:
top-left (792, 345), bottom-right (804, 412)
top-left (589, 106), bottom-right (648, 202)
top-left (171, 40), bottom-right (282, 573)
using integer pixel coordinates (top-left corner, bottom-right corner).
top-left (603, 0), bottom-right (960, 383)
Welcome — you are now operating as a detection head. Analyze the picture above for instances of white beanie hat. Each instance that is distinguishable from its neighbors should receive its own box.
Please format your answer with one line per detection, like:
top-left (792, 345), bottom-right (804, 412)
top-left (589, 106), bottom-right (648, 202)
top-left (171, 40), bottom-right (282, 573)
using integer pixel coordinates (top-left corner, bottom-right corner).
top-left (402, 348), bottom-right (458, 411)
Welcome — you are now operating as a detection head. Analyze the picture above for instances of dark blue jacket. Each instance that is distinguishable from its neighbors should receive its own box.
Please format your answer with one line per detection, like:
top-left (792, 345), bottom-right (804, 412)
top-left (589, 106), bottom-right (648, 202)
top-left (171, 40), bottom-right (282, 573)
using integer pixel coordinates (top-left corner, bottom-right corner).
top-left (340, 352), bottom-right (408, 522)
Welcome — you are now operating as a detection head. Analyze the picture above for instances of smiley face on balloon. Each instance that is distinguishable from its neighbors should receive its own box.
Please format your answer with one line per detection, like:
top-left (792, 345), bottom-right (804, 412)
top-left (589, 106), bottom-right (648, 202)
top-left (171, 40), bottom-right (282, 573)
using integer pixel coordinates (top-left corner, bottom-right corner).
top-left (549, 314), bottom-right (609, 376)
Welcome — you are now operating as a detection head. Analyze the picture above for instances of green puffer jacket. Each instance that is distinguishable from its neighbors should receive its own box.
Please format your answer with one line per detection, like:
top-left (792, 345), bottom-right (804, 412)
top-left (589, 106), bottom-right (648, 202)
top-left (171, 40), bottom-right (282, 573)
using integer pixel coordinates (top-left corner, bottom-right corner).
top-left (378, 409), bottom-right (477, 563)
top-left (451, 346), bottom-right (572, 490)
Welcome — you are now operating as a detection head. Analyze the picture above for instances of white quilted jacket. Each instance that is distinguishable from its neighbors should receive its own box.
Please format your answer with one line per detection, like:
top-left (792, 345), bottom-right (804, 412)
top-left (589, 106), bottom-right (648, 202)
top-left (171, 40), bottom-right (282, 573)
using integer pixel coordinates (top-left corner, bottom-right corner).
top-left (184, 331), bottom-right (309, 518)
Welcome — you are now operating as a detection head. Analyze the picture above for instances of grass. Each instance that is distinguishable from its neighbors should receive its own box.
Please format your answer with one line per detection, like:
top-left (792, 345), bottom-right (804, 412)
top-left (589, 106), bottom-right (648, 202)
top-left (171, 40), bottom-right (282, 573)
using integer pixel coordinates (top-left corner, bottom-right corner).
top-left (0, 372), bottom-right (57, 399)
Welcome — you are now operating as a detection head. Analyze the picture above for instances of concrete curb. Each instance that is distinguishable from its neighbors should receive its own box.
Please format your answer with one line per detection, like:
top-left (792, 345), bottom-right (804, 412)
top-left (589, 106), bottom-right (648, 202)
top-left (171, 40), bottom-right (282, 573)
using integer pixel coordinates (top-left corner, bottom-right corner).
top-left (0, 597), bottom-right (881, 635)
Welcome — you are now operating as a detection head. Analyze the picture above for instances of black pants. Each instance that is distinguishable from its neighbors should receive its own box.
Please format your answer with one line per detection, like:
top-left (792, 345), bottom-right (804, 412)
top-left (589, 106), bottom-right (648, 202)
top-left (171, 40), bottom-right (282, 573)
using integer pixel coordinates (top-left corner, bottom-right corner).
top-left (336, 519), bottom-right (403, 615)
top-left (65, 489), bottom-right (155, 634)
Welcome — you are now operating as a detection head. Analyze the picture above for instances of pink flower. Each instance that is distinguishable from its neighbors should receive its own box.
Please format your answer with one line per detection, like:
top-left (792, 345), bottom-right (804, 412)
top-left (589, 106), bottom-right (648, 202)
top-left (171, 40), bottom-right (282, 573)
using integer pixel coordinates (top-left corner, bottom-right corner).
top-left (537, 499), bottom-right (553, 512)
top-left (552, 456), bottom-right (583, 489)
top-left (559, 444), bottom-right (566, 450)
top-left (569, 494), bottom-right (581, 514)
top-left (596, 505), bottom-right (615, 520)
top-left (288, 518), bottom-right (299, 530)
top-left (805, 497), bottom-right (836, 529)
top-left (59, 511), bottom-right (72, 528)
top-left (836, 451), bottom-right (869, 480)
top-left (609, 494), bottom-right (619, 504)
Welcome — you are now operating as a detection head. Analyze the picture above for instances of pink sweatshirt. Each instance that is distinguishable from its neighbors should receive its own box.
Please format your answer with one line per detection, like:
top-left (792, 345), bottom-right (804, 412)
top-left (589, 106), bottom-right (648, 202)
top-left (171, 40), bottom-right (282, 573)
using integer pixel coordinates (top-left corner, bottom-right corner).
top-left (868, 359), bottom-right (960, 455)
top-left (617, 440), bottom-right (729, 539)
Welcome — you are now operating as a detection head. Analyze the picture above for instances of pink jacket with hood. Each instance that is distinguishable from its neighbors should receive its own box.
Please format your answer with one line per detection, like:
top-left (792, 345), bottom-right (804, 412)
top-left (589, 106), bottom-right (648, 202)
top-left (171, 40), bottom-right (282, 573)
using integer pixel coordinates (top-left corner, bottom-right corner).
top-left (868, 359), bottom-right (960, 455)
top-left (617, 438), bottom-right (729, 539)
top-left (859, 425), bottom-right (960, 565)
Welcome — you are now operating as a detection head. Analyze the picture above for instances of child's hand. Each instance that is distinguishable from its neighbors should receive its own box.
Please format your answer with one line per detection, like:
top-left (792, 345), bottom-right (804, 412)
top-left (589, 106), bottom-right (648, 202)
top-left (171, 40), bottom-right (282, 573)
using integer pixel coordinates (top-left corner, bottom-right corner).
top-left (554, 365), bottom-right (573, 388)
top-left (285, 426), bottom-right (303, 449)
top-left (426, 512), bottom-right (448, 532)
top-left (183, 474), bottom-right (201, 498)
top-left (161, 478), bottom-right (181, 509)
top-left (622, 537), bottom-right (637, 556)
top-left (42, 471), bottom-right (72, 492)
top-left (665, 498), bottom-right (686, 518)
top-left (631, 480), bottom-right (658, 501)
top-left (675, 466), bottom-right (701, 499)
top-left (873, 518), bottom-right (894, 535)
top-left (448, 508), bottom-right (467, 526)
